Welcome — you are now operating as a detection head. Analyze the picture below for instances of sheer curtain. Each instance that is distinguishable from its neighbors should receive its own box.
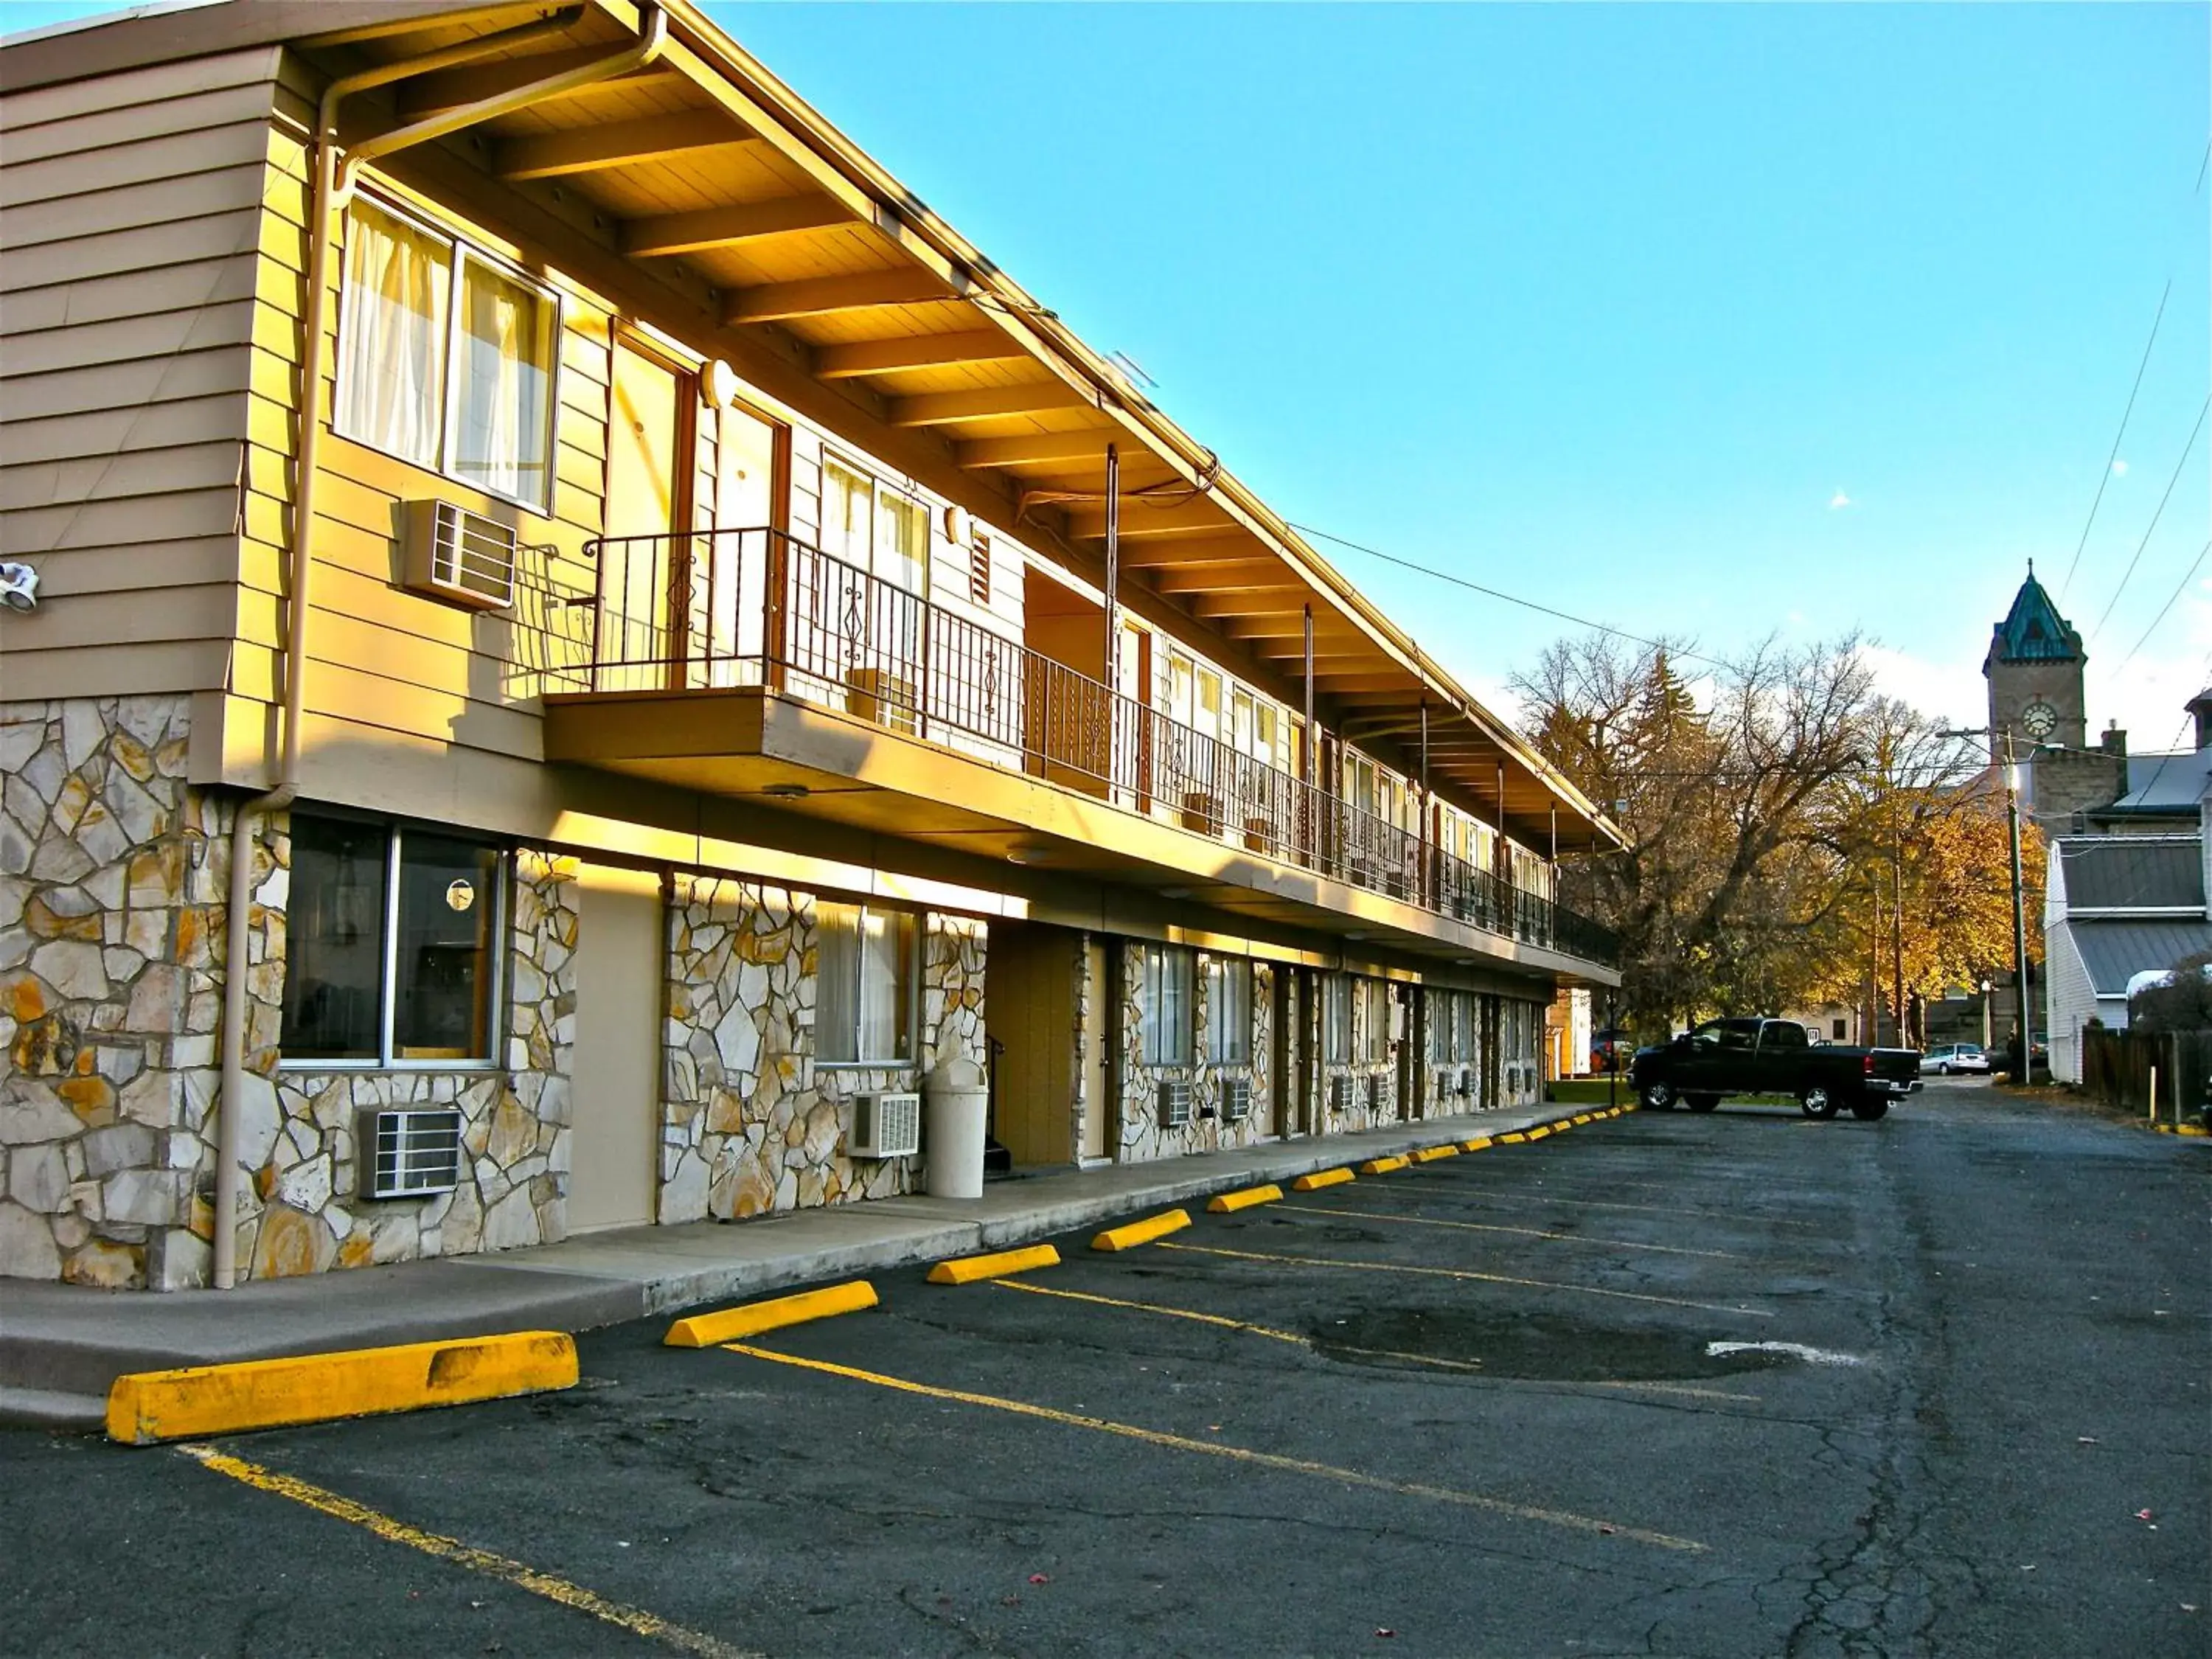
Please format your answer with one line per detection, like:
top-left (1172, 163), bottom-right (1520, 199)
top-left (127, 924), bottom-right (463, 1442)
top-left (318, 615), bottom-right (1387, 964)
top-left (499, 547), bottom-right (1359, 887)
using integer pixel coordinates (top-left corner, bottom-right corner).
top-left (454, 256), bottom-right (553, 507)
top-left (817, 902), bottom-right (858, 1062)
top-left (338, 204), bottom-right (449, 465)
top-left (855, 908), bottom-right (910, 1061)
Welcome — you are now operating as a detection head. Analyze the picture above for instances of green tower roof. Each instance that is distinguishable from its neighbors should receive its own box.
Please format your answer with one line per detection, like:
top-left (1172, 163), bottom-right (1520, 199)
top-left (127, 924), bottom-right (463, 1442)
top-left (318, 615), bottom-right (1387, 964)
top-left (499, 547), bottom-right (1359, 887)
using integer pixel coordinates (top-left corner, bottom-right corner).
top-left (1983, 564), bottom-right (2084, 671)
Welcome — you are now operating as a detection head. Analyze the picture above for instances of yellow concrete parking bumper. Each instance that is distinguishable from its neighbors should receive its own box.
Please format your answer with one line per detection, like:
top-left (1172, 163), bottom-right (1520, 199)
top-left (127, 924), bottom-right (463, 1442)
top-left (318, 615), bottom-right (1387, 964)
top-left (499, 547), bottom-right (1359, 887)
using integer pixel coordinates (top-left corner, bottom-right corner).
top-left (928, 1245), bottom-right (1061, 1284)
top-left (1093, 1209), bottom-right (1192, 1252)
top-left (1412, 1145), bottom-right (1459, 1162)
top-left (106, 1331), bottom-right (578, 1445)
top-left (1290, 1168), bottom-right (1356, 1192)
top-left (665, 1279), bottom-right (880, 1345)
top-left (1358, 1155), bottom-right (1411, 1175)
top-left (1461, 1136), bottom-right (1495, 1152)
top-left (1206, 1184), bottom-right (1284, 1214)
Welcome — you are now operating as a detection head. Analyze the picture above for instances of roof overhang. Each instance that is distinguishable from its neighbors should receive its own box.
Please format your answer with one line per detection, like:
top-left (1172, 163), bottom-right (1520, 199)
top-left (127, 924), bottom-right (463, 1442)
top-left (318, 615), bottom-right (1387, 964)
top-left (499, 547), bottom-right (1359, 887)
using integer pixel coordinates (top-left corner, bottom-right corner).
top-left (4, 0), bottom-right (1624, 855)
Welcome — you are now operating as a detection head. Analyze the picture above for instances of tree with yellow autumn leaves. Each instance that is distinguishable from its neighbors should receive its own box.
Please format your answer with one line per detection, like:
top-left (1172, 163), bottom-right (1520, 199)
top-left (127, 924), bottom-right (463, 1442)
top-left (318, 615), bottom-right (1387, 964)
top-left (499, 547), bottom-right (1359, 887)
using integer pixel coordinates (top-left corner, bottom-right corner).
top-left (1517, 633), bottom-right (2041, 1043)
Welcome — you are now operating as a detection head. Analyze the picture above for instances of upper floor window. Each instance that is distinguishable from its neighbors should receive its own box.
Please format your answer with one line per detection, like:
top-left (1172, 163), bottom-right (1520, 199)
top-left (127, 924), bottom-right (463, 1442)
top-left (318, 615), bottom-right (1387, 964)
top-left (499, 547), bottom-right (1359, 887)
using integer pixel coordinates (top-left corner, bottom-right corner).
top-left (1202, 955), bottom-right (1251, 1066)
top-left (822, 456), bottom-right (927, 593)
top-left (1138, 944), bottom-right (1194, 1066)
top-left (280, 813), bottom-right (507, 1067)
top-left (816, 901), bottom-right (917, 1064)
top-left (336, 199), bottom-right (559, 513)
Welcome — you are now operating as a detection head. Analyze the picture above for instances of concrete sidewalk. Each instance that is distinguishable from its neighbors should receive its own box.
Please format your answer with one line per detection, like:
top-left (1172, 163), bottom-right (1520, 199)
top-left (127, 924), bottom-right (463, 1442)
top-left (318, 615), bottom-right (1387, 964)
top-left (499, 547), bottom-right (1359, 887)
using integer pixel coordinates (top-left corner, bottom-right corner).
top-left (1, 1102), bottom-right (1599, 1430)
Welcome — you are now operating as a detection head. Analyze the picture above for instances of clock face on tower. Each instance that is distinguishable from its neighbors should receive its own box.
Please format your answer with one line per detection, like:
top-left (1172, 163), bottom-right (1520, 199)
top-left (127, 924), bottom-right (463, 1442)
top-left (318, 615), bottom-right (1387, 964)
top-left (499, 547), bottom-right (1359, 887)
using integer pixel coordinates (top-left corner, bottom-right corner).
top-left (2022, 700), bottom-right (2058, 740)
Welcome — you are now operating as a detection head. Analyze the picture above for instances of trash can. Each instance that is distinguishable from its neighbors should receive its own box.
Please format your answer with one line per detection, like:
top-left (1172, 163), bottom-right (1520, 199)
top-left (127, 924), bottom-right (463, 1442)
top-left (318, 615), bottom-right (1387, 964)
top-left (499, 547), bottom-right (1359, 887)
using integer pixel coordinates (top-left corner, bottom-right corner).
top-left (923, 1055), bottom-right (990, 1199)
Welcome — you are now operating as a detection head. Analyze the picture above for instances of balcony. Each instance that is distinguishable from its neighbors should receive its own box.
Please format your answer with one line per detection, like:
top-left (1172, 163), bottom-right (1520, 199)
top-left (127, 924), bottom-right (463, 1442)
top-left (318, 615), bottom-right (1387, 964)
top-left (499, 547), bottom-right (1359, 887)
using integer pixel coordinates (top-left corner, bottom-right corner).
top-left (539, 528), bottom-right (1618, 975)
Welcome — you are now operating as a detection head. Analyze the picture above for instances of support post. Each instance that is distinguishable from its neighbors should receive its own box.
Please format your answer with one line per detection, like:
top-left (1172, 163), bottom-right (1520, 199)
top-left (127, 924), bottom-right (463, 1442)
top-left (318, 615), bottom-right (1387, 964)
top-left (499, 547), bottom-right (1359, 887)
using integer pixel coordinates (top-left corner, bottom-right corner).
top-left (2006, 739), bottom-right (2031, 1077)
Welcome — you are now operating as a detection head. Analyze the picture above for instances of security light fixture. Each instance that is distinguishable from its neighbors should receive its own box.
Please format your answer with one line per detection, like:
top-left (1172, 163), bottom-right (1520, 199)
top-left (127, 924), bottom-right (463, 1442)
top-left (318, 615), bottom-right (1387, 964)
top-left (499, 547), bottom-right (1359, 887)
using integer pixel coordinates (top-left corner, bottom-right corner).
top-left (0, 562), bottom-right (40, 613)
top-left (1158, 886), bottom-right (1191, 901)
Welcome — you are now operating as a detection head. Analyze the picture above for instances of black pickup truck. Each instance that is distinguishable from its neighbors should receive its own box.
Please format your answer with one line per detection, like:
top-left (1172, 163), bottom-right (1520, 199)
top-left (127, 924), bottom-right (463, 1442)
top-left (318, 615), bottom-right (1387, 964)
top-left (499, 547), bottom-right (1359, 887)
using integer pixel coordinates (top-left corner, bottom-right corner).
top-left (1629, 1017), bottom-right (1921, 1120)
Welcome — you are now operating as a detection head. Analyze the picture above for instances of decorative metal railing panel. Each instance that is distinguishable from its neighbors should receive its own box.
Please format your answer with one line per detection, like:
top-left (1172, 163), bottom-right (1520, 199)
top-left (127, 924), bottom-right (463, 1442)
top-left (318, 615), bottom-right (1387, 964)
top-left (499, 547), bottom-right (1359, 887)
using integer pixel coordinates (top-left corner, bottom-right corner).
top-left (573, 526), bottom-right (1618, 965)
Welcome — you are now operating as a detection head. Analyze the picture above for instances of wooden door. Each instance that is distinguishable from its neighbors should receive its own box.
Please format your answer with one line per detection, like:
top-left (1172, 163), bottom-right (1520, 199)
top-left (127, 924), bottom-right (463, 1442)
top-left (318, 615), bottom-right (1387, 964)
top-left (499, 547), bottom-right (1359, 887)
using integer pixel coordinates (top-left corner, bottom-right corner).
top-left (700, 399), bottom-right (787, 686)
top-left (605, 337), bottom-right (692, 684)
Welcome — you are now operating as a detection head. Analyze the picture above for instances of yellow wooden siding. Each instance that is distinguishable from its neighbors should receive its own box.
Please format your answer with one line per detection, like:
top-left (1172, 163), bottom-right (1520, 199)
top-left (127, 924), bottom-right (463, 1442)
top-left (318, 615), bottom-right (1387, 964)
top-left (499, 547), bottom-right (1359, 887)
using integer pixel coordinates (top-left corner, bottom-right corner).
top-left (232, 108), bottom-right (616, 775)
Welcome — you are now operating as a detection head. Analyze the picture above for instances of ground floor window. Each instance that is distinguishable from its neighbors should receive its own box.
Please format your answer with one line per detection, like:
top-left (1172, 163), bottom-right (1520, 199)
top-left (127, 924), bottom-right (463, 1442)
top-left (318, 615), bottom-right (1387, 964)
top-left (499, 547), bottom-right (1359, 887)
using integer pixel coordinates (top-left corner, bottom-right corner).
top-left (1202, 955), bottom-right (1251, 1066)
top-left (1428, 989), bottom-right (1477, 1064)
top-left (816, 901), bottom-right (917, 1063)
top-left (1356, 977), bottom-right (1390, 1064)
top-left (281, 814), bottom-right (507, 1065)
top-left (1138, 944), bottom-right (1194, 1066)
top-left (1322, 973), bottom-right (1352, 1063)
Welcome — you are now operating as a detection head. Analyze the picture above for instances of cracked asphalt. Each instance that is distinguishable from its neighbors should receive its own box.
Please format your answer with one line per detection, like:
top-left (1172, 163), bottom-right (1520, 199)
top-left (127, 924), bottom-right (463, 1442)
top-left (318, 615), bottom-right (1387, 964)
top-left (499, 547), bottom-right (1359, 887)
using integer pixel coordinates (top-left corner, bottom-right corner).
top-left (4, 1080), bottom-right (2205, 1658)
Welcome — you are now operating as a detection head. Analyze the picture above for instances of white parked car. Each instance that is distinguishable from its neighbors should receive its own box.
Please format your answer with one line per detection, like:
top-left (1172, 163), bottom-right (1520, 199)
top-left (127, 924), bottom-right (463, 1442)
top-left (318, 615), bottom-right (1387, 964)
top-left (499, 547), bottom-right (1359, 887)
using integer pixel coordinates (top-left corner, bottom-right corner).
top-left (1921, 1043), bottom-right (1991, 1076)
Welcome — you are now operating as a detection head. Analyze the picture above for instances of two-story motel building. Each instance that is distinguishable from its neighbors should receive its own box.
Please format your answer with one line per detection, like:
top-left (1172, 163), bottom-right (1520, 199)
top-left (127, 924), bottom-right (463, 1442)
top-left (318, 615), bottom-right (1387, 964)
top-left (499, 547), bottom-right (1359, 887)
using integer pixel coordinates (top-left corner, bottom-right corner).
top-left (0, 0), bottom-right (1621, 1290)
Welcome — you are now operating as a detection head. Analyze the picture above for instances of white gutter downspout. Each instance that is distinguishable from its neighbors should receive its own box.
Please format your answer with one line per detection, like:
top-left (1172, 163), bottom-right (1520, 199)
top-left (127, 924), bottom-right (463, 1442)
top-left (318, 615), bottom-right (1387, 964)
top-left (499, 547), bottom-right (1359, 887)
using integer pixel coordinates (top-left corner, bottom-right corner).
top-left (212, 3), bottom-right (668, 1288)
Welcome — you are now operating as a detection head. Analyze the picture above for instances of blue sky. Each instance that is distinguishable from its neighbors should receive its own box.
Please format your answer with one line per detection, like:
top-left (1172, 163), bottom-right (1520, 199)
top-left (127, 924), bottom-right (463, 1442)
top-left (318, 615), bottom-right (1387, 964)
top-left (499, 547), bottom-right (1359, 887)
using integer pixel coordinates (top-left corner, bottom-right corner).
top-left (9, 1), bottom-right (2207, 748)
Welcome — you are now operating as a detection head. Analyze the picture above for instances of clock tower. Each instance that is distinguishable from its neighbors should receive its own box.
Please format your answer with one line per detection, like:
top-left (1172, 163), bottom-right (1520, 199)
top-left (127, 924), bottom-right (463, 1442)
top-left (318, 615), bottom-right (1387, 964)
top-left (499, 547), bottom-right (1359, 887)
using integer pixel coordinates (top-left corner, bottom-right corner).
top-left (1983, 563), bottom-right (2087, 761)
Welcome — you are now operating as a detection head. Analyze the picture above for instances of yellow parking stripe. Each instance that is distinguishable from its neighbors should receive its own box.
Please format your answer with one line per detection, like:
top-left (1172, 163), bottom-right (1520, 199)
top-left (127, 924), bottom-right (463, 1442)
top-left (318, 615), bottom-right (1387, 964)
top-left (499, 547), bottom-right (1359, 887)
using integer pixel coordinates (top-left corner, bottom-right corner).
top-left (180, 1445), bottom-right (757, 1657)
top-left (1272, 1203), bottom-right (1740, 1259)
top-left (1153, 1240), bottom-right (1774, 1318)
top-left (723, 1342), bottom-right (1704, 1553)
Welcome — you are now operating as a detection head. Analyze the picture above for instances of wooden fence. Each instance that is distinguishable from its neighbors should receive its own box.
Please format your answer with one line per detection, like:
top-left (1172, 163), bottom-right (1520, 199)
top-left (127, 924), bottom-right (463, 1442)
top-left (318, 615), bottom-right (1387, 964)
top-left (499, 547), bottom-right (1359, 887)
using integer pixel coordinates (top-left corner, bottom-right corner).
top-left (2081, 1026), bottom-right (2212, 1120)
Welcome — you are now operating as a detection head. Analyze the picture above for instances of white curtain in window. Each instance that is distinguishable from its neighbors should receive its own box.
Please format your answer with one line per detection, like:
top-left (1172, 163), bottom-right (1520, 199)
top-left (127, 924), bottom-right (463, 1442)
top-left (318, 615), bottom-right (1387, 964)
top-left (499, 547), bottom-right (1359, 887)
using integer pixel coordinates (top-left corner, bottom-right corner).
top-left (856, 908), bottom-right (906, 1060)
top-left (338, 204), bottom-right (449, 466)
top-left (822, 462), bottom-right (872, 566)
top-left (817, 902), bottom-right (858, 1062)
top-left (453, 256), bottom-right (553, 505)
top-left (875, 490), bottom-right (925, 594)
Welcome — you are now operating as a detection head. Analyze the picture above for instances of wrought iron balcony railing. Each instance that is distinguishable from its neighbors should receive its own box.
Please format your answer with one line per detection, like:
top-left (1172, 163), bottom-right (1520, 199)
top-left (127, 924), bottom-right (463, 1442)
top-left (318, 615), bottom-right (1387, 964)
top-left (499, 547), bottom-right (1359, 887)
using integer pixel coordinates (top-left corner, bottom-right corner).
top-left (560, 526), bottom-right (1618, 966)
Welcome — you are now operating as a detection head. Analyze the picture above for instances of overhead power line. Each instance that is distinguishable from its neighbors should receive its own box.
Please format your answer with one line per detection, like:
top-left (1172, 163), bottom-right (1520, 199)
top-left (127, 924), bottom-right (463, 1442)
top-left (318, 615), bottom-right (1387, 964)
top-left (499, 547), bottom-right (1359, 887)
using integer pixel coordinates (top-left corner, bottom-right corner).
top-left (1287, 523), bottom-right (1728, 669)
top-left (2110, 538), bottom-right (2212, 678)
top-left (2087, 394), bottom-right (2211, 645)
top-left (2057, 280), bottom-right (2169, 603)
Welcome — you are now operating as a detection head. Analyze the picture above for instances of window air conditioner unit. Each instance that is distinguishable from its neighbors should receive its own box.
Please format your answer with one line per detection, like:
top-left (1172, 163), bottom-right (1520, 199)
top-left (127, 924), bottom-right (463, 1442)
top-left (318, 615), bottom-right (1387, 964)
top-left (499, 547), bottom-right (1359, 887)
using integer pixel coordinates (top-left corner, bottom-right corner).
top-left (361, 1108), bottom-right (463, 1200)
top-left (1180, 790), bottom-right (1225, 837)
top-left (1435, 1068), bottom-right (1457, 1104)
top-left (846, 667), bottom-right (919, 734)
top-left (1366, 1073), bottom-right (1391, 1115)
top-left (850, 1091), bottom-right (921, 1159)
top-left (1220, 1076), bottom-right (1253, 1123)
top-left (403, 499), bottom-right (518, 611)
top-left (1329, 1074), bottom-right (1355, 1113)
top-left (1457, 1065), bottom-right (1475, 1099)
top-left (1158, 1077), bottom-right (1193, 1129)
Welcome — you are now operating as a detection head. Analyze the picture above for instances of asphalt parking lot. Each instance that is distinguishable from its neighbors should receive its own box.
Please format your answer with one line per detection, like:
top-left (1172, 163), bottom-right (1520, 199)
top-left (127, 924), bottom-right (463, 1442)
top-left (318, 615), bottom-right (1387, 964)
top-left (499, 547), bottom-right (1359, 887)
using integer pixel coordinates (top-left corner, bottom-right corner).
top-left (5, 1084), bottom-right (2205, 1658)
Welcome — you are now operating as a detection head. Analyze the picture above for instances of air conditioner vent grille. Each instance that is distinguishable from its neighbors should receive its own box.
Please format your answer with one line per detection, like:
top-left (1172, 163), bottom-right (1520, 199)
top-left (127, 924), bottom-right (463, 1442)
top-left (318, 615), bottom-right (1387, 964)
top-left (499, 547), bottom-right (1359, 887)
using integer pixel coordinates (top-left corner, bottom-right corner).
top-left (851, 1091), bottom-right (921, 1159)
top-left (1220, 1077), bottom-right (1252, 1123)
top-left (1158, 1078), bottom-right (1193, 1129)
top-left (403, 500), bottom-right (518, 611)
top-left (362, 1108), bottom-right (462, 1199)
top-left (1328, 1074), bottom-right (1355, 1113)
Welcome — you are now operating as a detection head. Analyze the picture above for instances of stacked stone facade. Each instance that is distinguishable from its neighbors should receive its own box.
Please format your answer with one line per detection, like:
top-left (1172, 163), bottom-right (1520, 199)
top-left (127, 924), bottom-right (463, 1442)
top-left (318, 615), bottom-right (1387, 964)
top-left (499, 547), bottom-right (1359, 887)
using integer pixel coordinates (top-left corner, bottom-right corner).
top-left (2, 695), bottom-right (220, 1289)
top-left (239, 841), bottom-right (579, 1278)
top-left (661, 876), bottom-right (986, 1220)
top-left (1113, 942), bottom-right (1276, 1162)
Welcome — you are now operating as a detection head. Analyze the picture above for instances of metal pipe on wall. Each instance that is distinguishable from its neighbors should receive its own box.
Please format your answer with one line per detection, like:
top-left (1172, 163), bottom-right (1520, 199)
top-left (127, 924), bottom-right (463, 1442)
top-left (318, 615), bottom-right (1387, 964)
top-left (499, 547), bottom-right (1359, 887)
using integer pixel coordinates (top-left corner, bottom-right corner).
top-left (212, 4), bottom-right (669, 1289)
top-left (1103, 442), bottom-right (1119, 691)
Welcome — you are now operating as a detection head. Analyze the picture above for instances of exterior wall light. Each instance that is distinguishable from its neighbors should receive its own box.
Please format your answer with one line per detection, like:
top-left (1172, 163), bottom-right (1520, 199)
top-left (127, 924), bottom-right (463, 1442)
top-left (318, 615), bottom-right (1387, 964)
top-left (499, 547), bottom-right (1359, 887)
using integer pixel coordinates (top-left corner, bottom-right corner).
top-left (1, 561), bottom-right (40, 612)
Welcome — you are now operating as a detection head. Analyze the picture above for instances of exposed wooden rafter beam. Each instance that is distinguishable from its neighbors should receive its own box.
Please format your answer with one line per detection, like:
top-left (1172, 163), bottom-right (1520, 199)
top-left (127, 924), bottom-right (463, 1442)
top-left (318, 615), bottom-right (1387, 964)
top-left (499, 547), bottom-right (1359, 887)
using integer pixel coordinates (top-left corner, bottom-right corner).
top-left (1221, 616), bottom-right (1368, 642)
top-left (1064, 498), bottom-right (1235, 540)
top-left (395, 44), bottom-right (678, 119)
top-left (621, 195), bottom-right (851, 257)
top-left (1116, 536), bottom-right (1262, 569)
top-left (1189, 588), bottom-right (1324, 619)
top-left (1150, 560), bottom-right (1296, 595)
top-left (954, 429), bottom-right (1132, 470)
top-left (886, 383), bottom-right (1093, 425)
top-left (495, 110), bottom-right (759, 180)
top-left (815, 329), bottom-right (1032, 380)
top-left (724, 268), bottom-right (957, 324)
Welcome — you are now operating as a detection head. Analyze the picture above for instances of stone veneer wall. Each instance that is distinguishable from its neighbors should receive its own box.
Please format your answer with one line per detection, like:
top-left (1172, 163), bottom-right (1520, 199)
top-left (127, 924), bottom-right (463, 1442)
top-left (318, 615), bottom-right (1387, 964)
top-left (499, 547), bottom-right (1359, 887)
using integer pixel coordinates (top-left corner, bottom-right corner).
top-left (1318, 978), bottom-right (1398, 1137)
top-left (1114, 942), bottom-right (1275, 1162)
top-left (237, 837), bottom-right (579, 1279)
top-left (661, 876), bottom-right (986, 1220)
top-left (2, 695), bottom-right (218, 1289)
top-left (1, 692), bottom-right (582, 1289)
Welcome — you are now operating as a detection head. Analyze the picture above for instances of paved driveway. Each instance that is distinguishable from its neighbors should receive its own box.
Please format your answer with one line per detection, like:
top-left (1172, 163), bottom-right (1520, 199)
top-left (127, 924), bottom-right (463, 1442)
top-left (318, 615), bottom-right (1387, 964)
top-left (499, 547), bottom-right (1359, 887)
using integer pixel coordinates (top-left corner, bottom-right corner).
top-left (5, 1082), bottom-right (2205, 1657)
